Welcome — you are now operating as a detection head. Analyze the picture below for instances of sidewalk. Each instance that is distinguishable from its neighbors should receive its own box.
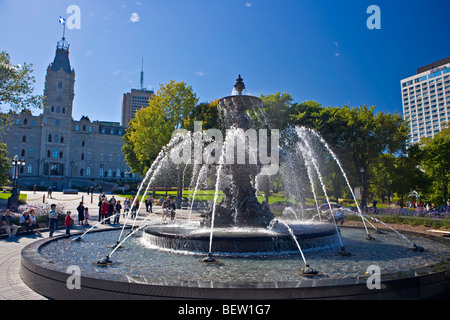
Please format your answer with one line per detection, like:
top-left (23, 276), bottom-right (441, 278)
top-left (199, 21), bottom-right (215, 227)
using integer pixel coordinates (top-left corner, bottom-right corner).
top-left (0, 191), bottom-right (203, 300)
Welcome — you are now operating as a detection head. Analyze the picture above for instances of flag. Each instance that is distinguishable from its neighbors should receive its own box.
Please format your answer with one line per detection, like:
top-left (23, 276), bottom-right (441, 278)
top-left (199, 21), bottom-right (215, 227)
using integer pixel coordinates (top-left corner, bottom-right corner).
top-left (59, 16), bottom-right (65, 25)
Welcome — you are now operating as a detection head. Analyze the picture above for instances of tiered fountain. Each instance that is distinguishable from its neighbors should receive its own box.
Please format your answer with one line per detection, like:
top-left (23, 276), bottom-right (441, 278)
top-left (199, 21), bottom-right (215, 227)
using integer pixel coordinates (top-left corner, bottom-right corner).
top-left (20, 76), bottom-right (450, 300)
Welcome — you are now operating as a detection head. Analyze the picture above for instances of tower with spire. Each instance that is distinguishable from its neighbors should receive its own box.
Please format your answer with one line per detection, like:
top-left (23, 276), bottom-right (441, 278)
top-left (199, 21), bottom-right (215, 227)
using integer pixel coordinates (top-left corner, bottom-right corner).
top-left (40, 30), bottom-right (76, 178)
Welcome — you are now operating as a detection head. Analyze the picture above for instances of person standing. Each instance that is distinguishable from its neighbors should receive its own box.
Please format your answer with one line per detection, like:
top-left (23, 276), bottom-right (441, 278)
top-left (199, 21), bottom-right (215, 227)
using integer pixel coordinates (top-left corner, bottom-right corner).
top-left (77, 201), bottom-right (85, 225)
top-left (64, 211), bottom-right (73, 236)
top-left (48, 204), bottom-right (58, 237)
top-left (100, 200), bottom-right (110, 224)
top-left (84, 207), bottom-right (90, 226)
top-left (1, 209), bottom-right (20, 239)
top-left (114, 200), bottom-right (122, 224)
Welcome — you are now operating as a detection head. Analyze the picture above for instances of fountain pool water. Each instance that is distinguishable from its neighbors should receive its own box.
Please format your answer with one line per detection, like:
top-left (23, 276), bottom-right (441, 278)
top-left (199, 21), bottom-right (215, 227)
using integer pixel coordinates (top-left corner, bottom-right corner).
top-left (31, 226), bottom-right (449, 294)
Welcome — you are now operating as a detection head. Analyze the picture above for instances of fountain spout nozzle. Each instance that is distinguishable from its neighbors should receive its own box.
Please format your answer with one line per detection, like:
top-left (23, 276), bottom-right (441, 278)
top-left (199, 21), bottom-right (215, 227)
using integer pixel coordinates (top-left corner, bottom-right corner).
top-left (412, 244), bottom-right (425, 252)
top-left (200, 252), bottom-right (220, 264)
top-left (366, 234), bottom-right (375, 241)
top-left (300, 264), bottom-right (320, 277)
top-left (336, 246), bottom-right (352, 257)
top-left (95, 255), bottom-right (115, 266)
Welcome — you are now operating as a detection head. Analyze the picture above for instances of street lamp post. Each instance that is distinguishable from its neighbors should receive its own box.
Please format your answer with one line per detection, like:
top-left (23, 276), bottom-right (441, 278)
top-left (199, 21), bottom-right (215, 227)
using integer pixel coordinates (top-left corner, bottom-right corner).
top-left (9, 155), bottom-right (26, 209)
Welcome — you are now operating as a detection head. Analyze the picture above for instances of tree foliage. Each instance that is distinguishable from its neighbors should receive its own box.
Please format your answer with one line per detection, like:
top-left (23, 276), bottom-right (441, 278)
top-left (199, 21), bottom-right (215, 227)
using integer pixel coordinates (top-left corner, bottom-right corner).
top-left (0, 51), bottom-right (42, 111)
top-left (122, 81), bottom-right (198, 175)
top-left (419, 126), bottom-right (450, 204)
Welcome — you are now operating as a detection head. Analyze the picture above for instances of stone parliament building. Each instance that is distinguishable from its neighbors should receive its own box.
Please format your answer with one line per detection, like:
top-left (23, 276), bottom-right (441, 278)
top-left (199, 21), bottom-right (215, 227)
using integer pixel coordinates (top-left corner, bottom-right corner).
top-left (1, 36), bottom-right (138, 191)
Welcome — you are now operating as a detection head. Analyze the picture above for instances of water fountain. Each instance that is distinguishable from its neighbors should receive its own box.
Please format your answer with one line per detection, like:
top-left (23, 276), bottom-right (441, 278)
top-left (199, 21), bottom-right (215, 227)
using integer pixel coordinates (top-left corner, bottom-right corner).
top-left (20, 76), bottom-right (450, 300)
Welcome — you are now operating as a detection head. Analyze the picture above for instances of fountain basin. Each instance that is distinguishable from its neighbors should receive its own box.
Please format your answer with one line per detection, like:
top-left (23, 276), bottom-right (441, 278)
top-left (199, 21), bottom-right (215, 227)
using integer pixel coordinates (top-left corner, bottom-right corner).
top-left (20, 227), bottom-right (450, 300)
top-left (143, 222), bottom-right (339, 254)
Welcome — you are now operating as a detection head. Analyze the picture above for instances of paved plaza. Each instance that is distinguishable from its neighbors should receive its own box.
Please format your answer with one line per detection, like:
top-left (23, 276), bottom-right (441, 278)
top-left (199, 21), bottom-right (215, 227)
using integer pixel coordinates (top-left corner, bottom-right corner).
top-left (0, 190), bottom-right (198, 300)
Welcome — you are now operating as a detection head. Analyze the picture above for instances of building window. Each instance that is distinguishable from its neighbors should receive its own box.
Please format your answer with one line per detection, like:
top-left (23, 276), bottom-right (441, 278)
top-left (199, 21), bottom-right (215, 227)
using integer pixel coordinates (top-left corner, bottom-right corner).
top-left (99, 167), bottom-right (104, 177)
top-left (22, 136), bottom-right (26, 142)
top-left (27, 164), bottom-right (32, 174)
top-left (80, 168), bottom-right (84, 177)
top-left (116, 169), bottom-right (121, 178)
top-left (58, 82), bottom-right (63, 89)
top-left (86, 167), bottom-right (91, 176)
top-left (53, 148), bottom-right (58, 158)
top-left (21, 149), bottom-right (25, 157)
top-left (76, 125), bottom-right (79, 131)
top-left (107, 169), bottom-right (113, 177)
top-left (59, 151), bottom-right (63, 159)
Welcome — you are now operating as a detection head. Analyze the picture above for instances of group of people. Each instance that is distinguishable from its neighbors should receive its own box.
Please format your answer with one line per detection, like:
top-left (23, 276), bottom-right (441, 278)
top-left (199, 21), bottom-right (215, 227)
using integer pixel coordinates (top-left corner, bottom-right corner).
top-left (162, 196), bottom-right (177, 221)
top-left (1, 208), bottom-right (40, 239)
top-left (98, 194), bottom-right (123, 224)
top-left (2, 193), bottom-right (181, 240)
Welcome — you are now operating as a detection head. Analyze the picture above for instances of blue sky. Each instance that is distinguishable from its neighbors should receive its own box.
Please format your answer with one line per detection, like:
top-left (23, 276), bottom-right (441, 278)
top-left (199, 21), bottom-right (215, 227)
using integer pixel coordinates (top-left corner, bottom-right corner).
top-left (1, 0), bottom-right (449, 123)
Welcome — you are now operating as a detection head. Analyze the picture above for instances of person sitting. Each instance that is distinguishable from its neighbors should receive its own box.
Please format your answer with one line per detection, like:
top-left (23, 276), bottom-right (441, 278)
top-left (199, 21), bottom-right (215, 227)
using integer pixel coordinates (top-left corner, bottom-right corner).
top-left (29, 208), bottom-right (40, 234)
top-left (19, 211), bottom-right (34, 234)
top-left (1, 209), bottom-right (20, 238)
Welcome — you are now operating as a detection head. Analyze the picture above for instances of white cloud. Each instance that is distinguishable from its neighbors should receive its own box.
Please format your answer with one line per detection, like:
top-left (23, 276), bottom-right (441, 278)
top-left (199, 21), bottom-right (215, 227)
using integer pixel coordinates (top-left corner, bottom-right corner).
top-left (136, 1), bottom-right (143, 6)
top-left (244, 2), bottom-right (252, 7)
top-left (196, 71), bottom-right (205, 76)
top-left (86, 50), bottom-right (93, 57)
top-left (130, 12), bottom-right (140, 23)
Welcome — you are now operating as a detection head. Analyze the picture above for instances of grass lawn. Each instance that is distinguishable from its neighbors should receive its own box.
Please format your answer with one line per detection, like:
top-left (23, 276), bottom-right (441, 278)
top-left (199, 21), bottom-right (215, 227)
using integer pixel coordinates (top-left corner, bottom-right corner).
top-left (122, 190), bottom-right (288, 205)
top-left (0, 193), bottom-right (27, 201)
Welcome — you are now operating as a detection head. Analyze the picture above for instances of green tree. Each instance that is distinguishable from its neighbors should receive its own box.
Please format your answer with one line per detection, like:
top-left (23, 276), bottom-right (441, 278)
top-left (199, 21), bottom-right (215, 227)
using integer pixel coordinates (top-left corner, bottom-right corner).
top-left (259, 92), bottom-right (294, 130)
top-left (290, 104), bottom-right (409, 207)
top-left (0, 51), bottom-right (42, 111)
top-left (420, 126), bottom-right (450, 205)
top-left (184, 100), bottom-right (219, 131)
top-left (0, 142), bottom-right (11, 185)
top-left (122, 81), bottom-right (199, 175)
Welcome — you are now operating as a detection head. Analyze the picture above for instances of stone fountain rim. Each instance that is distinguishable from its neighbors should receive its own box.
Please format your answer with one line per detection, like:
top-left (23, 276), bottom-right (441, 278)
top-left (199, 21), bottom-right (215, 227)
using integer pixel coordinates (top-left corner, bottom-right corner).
top-left (143, 223), bottom-right (337, 241)
top-left (20, 226), bottom-right (450, 299)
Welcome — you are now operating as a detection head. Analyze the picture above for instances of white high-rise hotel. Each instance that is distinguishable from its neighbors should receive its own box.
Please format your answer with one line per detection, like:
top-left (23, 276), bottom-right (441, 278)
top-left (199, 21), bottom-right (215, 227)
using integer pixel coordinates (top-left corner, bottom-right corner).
top-left (401, 57), bottom-right (450, 144)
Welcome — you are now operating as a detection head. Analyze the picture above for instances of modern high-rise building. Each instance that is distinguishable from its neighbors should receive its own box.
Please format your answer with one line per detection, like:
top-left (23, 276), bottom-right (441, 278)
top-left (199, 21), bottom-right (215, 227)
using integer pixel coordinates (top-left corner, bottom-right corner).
top-left (401, 57), bottom-right (450, 144)
top-left (120, 59), bottom-right (154, 127)
top-left (121, 88), bottom-right (154, 127)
